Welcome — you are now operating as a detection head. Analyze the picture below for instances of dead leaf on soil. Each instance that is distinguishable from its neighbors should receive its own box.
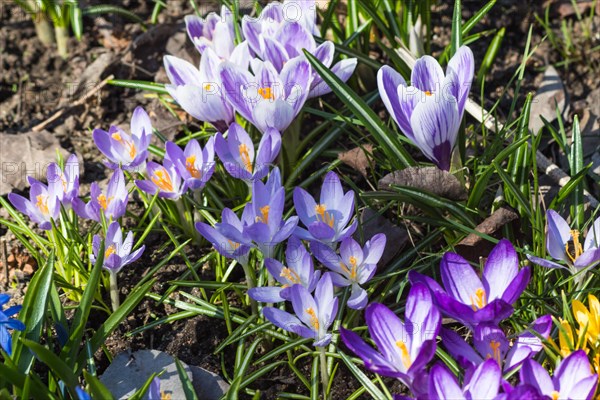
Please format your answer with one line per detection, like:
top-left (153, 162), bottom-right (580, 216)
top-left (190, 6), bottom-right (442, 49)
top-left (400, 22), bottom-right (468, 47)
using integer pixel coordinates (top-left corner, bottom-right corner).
top-left (529, 66), bottom-right (569, 135)
top-left (378, 166), bottom-right (468, 201)
top-left (356, 208), bottom-right (408, 268)
top-left (458, 206), bottom-right (519, 247)
top-left (338, 144), bottom-right (373, 177)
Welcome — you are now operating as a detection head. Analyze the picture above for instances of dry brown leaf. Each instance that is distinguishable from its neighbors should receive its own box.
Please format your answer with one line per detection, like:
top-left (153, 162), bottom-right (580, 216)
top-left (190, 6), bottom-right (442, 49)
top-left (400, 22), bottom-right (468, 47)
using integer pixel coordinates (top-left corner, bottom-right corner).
top-left (378, 166), bottom-right (468, 201)
top-left (338, 144), bottom-right (373, 177)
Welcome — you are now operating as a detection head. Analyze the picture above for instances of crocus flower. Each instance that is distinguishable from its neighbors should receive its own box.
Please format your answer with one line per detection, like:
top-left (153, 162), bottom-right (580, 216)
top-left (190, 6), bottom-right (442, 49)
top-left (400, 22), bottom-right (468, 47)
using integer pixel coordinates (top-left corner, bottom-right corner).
top-left (311, 233), bottom-right (386, 309)
top-left (135, 160), bottom-right (187, 200)
top-left (409, 239), bottom-right (530, 328)
top-left (441, 315), bottom-right (551, 375)
top-left (164, 137), bottom-right (216, 191)
top-left (0, 293), bottom-right (25, 356)
top-left (9, 178), bottom-right (61, 230)
top-left (249, 236), bottom-right (321, 303)
top-left (185, 6), bottom-right (239, 59)
top-left (47, 154), bottom-right (80, 207)
top-left (91, 221), bottom-right (145, 274)
top-left (293, 171), bottom-right (357, 246)
top-left (214, 123), bottom-right (281, 181)
top-left (520, 351), bottom-right (598, 400)
top-left (73, 169), bottom-right (128, 222)
top-left (263, 273), bottom-right (338, 347)
top-left (378, 46), bottom-right (474, 170)
top-left (164, 44), bottom-right (250, 132)
top-left (195, 208), bottom-right (253, 265)
top-left (93, 106), bottom-right (153, 172)
top-left (528, 210), bottom-right (600, 274)
top-left (147, 377), bottom-right (164, 400)
top-left (243, 168), bottom-right (298, 256)
top-left (75, 387), bottom-right (91, 400)
top-left (340, 283), bottom-right (441, 392)
top-left (220, 57), bottom-right (312, 133)
top-left (428, 359), bottom-right (502, 400)
top-left (573, 294), bottom-right (600, 349)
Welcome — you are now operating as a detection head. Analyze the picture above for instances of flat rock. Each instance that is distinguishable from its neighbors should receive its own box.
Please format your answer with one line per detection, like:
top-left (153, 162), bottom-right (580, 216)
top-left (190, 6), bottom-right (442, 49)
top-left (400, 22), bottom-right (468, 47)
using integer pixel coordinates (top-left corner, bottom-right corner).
top-left (529, 66), bottom-right (569, 135)
top-left (189, 365), bottom-right (230, 400)
top-left (0, 130), bottom-right (70, 195)
top-left (100, 349), bottom-right (192, 399)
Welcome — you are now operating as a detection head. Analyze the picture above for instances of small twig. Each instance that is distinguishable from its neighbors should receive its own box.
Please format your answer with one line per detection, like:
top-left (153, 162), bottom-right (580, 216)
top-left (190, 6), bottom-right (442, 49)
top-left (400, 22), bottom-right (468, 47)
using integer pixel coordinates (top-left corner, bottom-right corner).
top-left (1, 239), bottom-right (9, 289)
top-left (32, 74), bottom-right (114, 132)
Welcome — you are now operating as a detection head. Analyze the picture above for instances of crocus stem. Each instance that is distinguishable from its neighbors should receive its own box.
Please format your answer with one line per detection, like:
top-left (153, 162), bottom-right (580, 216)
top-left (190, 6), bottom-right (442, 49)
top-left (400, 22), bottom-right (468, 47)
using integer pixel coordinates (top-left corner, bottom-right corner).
top-left (450, 149), bottom-right (465, 186)
top-left (327, 287), bottom-right (349, 373)
top-left (33, 13), bottom-right (55, 46)
top-left (241, 261), bottom-right (258, 316)
top-left (55, 25), bottom-right (69, 59)
top-left (109, 271), bottom-right (120, 312)
top-left (318, 346), bottom-right (329, 398)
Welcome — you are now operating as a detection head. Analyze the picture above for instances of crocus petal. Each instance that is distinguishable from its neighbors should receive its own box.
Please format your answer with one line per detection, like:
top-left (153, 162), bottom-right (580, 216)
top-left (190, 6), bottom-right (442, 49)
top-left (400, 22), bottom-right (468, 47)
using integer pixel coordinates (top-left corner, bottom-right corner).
top-left (365, 303), bottom-right (406, 369)
top-left (440, 252), bottom-right (484, 306)
top-left (248, 287), bottom-right (285, 303)
top-left (262, 307), bottom-right (312, 339)
top-left (411, 55), bottom-right (445, 93)
top-left (465, 358), bottom-right (501, 399)
top-left (347, 284), bottom-right (368, 310)
top-left (280, 57), bottom-right (312, 116)
top-left (555, 350), bottom-right (596, 397)
top-left (520, 359), bottom-right (553, 396)
top-left (482, 239), bottom-right (518, 301)
top-left (164, 55), bottom-right (201, 86)
top-left (428, 363), bottom-right (464, 400)
top-left (500, 266), bottom-right (530, 305)
top-left (363, 233), bottom-right (387, 264)
top-left (293, 186), bottom-right (318, 226)
top-left (220, 62), bottom-right (256, 123)
top-left (263, 37), bottom-right (289, 71)
top-left (276, 21), bottom-right (315, 58)
top-left (377, 66), bottom-right (412, 139)
top-left (446, 45), bottom-right (475, 116)
top-left (340, 327), bottom-right (403, 378)
top-left (564, 375), bottom-right (598, 400)
top-left (440, 328), bottom-right (482, 369)
top-left (546, 209), bottom-right (571, 261)
top-left (309, 58), bottom-right (357, 98)
top-left (290, 284), bottom-right (318, 330)
top-left (252, 99), bottom-right (295, 133)
top-left (584, 216), bottom-right (600, 250)
top-left (526, 255), bottom-right (567, 270)
top-left (573, 248), bottom-right (600, 270)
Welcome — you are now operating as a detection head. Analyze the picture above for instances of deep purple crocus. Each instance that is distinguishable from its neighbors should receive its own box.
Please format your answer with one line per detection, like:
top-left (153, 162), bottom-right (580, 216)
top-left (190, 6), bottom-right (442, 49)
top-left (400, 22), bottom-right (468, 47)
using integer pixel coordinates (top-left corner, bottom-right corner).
top-left (441, 315), bottom-right (551, 375)
top-left (0, 294), bottom-right (25, 356)
top-left (214, 123), bottom-right (281, 181)
top-left (409, 239), bottom-right (530, 328)
top-left (195, 208), bottom-right (253, 265)
top-left (311, 233), bottom-right (386, 309)
top-left (73, 169), bottom-right (128, 222)
top-left (93, 106), bottom-right (153, 172)
top-left (185, 6), bottom-right (239, 59)
top-left (165, 137), bottom-right (216, 191)
top-left (378, 46), bottom-right (474, 170)
top-left (243, 168), bottom-right (298, 256)
top-left (220, 57), bottom-right (312, 133)
top-left (293, 171), bottom-right (357, 246)
top-left (9, 177), bottom-right (61, 230)
top-left (528, 210), bottom-right (600, 274)
top-left (47, 154), bottom-right (80, 207)
top-left (428, 359), bottom-right (502, 400)
top-left (263, 273), bottom-right (338, 347)
top-left (164, 44), bottom-right (250, 132)
top-left (519, 351), bottom-right (598, 400)
top-left (249, 236), bottom-right (321, 303)
top-left (340, 283), bottom-right (441, 391)
top-left (91, 221), bottom-right (145, 274)
top-left (135, 160), bottom-right (187, 200)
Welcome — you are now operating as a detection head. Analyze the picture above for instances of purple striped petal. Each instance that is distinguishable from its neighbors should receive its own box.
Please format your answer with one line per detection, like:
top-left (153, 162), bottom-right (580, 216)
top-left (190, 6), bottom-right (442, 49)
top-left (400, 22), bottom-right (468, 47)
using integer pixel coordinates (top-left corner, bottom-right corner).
top-left (547, 209), bottom-right (571, 261)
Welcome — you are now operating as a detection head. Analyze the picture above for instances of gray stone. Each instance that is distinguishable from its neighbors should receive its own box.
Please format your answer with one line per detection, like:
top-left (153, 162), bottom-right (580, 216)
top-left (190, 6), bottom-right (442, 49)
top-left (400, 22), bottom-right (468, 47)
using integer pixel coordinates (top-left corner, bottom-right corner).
top-left (100, 349), bottom-right (192, 399)
top-left (189, 366), bottom-right (230, 400)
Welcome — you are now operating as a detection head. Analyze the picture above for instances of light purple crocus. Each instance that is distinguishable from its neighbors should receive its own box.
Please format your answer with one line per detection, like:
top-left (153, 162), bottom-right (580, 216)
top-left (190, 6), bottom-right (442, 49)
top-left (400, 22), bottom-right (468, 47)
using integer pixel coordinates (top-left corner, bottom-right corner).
top-left (220, 57), bottom-right (312, 133)
top-left (93, 106), bottom-right (153, 172)
top-left (441, 315), bottom-right (552, 375)
top-left (9, 178), bottom-right (61, 230)
top-left (185, 6), bottom-right (239, 59)
top-left (340, 283), bottom-right (441, 392)
top-left (409, 239), bottom-right (530, 328)
top-left (47, 154), bottom-right (80, 207)
top-left (165, 137), bottom-right (215, 191)
top-left (528, 210), bottom-right (600, 274)
top-left (135, 160), bottom-right (187, 200)
top-left (214, 123), bottom-right (281, 181)
top-left (263, 273), bottom-right (338, 347)
top-left (195, 208), bottom-right (253, 265)
top-left (164, 44), bottom-right (250, 132)
top-left (73, 169), bottom-right (128, 222)
top-left (428, 359), bottom-right (502, 400)
top-left (378, 46), bottom-right (474, 170)
top-left (0, 293), bottom-right (25, 356)
top-left (91, 221), bottom-right (145, 273)
top-left (520, 351), bottom-right (598, 400)
top-left (243, 168), bottom-right (298, 256)
top-left (311, 233), bottom-right (386, 309)
top-left (249, 236), bottom-right (320, 303)
top-left (293, 171), bottom-right (357, 246)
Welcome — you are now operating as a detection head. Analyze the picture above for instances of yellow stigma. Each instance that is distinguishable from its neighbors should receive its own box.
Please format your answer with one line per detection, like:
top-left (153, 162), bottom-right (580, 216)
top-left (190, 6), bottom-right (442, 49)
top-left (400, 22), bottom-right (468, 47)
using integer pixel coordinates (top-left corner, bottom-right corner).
top-left (111, 132), bottom-right (122, 141)
top-left (111, 132), bottom-right (137, 159)
top-left (314, 204), bottom-right (334, 228)
top-left (227, 240), bottom-right (240, 251)
top-left (306, 307), bottom-right (319, 330)
top-left (256, 205), bottom-right (270, 224)
top-left (395, 340), bottom-right (412, 369)
top-left (280, 267), bottom-right (301, 284)
top-left (36, 195), bottom-right (49, 215)
top-left (60, 174), bottom-right (67, 191)
top-left (487, 340), bottom-right (502, 365)
top-left (204, 83), bottom-right (212, 91)
top-left (566, 230), bottom-right (583, 262)
top-left (104, 244), bottom-right (116, 259)
top-left (470, 288), bottom-right (487, 311)
top-left (258, 86), bottom-right (274, 100)
top-left (551, 391), bottom-right (560, 400)
top-left (424, 90), bottom-right (433, 96)
top-left (151, 169), bottom-right (174, 192)
top-left (97, 194), bottom-right (113, 210)
top-left (185, 155), bottom-right (202, 178)
top-left (348, 256), bottom-right (358, 280)
top-left (238, 144), bottom-right (253, 173)
top-left (161, 392), bottom-right (172, 400)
